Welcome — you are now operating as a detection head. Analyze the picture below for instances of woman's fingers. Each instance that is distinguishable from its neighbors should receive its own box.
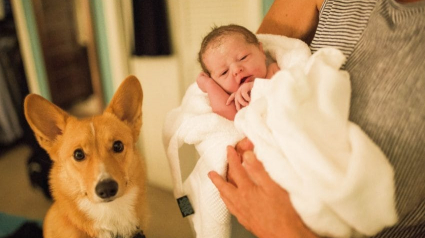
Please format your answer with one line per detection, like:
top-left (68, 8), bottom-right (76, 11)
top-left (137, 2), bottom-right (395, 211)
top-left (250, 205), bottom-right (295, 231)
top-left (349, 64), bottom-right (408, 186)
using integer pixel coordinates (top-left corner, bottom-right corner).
top-left (209, 171), bottom-right (234, 193)
top-left (243, 151), bottom-right (277, 189)
top-left (226, 145), bottom-right (242, 186)
top-left (236, 138), bottom-right (254, 155)
top-left (226, 146), bottom-right (253, 188)
top-left (209, 143), bottom-right (318, 238)
top-left (208, 171), bottom-right (238, 208)
top-left (234, 139), bottom-right (274, 188)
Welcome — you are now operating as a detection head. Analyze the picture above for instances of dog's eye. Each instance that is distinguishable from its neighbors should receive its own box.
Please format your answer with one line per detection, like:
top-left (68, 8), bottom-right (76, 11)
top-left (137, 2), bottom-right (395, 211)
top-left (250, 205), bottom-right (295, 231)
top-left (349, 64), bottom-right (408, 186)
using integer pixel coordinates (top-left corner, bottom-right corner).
top-left (73, 149), bottom-right (85, 161)
top-left (113, 141), bottom-right (124, 153)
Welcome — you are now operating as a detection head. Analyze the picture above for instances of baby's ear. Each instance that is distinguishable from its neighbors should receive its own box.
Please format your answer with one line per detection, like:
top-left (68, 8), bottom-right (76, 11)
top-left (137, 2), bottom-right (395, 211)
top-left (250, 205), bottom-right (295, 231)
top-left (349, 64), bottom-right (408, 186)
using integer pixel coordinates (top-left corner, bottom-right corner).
top-left (258, 42), bottom-right (267, 61)
top-left (24, 94), bottom-right (69, 151)
top-left (259, 42), bottom-right (264, 52)
top-left (105, 75), bottom-right (143, 140)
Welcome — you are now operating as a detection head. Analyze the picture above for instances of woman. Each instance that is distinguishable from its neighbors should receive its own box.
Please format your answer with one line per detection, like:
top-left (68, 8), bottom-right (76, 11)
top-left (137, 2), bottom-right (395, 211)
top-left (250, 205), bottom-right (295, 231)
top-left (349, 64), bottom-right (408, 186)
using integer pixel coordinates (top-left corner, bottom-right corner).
top-left (209, 0), bottom-right (425, 237)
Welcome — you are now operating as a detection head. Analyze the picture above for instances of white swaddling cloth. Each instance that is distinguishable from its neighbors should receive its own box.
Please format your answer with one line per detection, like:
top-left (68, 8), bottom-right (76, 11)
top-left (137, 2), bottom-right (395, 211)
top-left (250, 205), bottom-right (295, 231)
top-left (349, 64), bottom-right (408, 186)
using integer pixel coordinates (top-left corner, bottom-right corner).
top-left (163, 34), bottom-right (397, 238)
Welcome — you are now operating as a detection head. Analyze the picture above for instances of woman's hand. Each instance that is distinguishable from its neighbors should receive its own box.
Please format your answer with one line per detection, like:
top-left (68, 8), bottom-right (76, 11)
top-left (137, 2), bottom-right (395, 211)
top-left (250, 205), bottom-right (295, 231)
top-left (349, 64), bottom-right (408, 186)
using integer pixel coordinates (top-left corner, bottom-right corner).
top-left (209, 138), bottom-right (318, 238)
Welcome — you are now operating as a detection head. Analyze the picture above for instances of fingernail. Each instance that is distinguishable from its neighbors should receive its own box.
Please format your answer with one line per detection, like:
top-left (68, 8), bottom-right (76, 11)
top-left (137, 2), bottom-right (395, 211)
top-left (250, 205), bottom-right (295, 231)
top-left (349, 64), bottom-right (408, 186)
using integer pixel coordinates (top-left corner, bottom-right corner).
top-left (243, 151), bottom-right (255, 164)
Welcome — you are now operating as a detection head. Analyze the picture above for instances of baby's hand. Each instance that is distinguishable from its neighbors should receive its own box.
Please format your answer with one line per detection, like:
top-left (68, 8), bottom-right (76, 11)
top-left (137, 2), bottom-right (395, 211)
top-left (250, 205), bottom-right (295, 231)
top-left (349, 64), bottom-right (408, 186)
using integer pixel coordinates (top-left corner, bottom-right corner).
top-left (196, 72), bottom-right (213, 93)
top-left (266, 62), bottom-right (280, 79)
top-left (227, 82), bottom-right (254, 111)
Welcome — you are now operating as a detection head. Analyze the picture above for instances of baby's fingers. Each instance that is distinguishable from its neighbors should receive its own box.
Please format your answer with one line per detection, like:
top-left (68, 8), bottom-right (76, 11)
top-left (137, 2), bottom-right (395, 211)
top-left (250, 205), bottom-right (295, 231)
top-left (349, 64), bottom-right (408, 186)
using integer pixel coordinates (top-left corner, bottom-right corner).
top-left (235, 100), bottom-right (241, 111)
top-left (227, 93), bottom-right (236, 105)
top-left (236, 95), bottom-right (249, 109)
top-left (241, 91), bottom-right (251, 103)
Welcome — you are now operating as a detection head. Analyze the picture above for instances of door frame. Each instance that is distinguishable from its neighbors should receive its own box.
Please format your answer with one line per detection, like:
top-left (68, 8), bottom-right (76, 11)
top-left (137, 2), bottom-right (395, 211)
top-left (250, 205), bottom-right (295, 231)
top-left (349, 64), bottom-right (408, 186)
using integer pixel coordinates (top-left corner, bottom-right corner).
top-left (11, 0), bottom-right (50, 100)
top-left (11, 0), bottom-right (123, 105)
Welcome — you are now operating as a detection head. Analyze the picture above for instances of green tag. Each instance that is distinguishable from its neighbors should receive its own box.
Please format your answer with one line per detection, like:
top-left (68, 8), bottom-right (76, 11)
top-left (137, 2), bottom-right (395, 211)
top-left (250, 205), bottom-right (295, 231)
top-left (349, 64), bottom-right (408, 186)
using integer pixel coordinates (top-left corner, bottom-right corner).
top-left (177, 195), bottom-right (195, 217)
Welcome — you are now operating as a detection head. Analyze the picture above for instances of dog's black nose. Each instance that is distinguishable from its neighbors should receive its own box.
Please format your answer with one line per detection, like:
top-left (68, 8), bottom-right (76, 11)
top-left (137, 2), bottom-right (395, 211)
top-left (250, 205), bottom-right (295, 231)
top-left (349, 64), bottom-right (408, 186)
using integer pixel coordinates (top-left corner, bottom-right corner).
top-left (95, 179), bottom-right (118, 199)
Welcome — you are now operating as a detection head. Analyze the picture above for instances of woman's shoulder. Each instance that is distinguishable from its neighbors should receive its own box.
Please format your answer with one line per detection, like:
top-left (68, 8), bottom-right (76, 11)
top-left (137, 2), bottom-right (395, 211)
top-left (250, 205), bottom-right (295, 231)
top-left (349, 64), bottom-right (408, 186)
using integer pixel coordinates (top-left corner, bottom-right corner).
top-left (310, 0), bottom-right (377, 58)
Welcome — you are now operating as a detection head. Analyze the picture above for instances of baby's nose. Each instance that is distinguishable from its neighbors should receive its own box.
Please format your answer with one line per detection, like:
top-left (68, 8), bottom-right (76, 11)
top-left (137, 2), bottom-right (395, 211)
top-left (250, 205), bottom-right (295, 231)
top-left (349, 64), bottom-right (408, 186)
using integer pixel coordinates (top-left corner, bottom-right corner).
top-left (233, 65), bottom-right (243, 76)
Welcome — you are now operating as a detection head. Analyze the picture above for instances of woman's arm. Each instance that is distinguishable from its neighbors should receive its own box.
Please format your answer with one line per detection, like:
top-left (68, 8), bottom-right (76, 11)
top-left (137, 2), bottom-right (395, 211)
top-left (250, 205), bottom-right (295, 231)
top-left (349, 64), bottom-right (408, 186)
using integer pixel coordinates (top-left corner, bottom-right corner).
top-left (257, 0), bottom-right (324, 44)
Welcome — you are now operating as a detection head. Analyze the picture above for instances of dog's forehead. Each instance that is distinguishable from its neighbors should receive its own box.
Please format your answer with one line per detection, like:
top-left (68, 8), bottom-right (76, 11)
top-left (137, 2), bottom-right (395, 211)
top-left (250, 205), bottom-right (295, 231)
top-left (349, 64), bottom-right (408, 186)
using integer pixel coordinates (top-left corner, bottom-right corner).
top-left (62, 117), bottom-right (92, 133)
top-left (59, 118), bottom-right (94, 144)
top-left (90, 114), bottom-right (133, 140)
top-left (63, 115), bottom-right (131, 142)
top-left (59, 116), bottom-right (132, 154)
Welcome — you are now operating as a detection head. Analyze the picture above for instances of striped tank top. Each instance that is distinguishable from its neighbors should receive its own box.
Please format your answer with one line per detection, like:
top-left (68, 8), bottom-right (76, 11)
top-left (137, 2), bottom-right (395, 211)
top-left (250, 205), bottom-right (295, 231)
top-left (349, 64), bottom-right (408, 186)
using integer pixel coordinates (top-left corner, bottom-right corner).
top-left (310, 0), bottom-right (425, 237)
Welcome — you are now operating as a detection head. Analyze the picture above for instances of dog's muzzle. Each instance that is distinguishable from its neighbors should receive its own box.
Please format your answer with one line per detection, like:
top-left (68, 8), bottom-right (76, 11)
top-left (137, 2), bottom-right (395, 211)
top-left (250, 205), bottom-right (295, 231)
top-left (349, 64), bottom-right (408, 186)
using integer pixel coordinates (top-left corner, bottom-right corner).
top-left (95, 179), bottom-right (118, 200)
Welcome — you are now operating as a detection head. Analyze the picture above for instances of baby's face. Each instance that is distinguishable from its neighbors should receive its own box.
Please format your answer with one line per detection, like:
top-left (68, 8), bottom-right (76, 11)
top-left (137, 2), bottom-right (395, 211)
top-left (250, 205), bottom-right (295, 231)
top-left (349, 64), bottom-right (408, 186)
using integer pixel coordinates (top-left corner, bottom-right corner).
top-left (203, 34), bottom-right (267, 94)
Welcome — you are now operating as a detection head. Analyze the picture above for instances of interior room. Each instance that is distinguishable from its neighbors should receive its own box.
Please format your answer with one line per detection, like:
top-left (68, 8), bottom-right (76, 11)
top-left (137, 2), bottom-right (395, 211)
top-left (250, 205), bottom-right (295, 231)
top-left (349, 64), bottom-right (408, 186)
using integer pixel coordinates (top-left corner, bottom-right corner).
top-left (0, 0), bottom-right (271, 237)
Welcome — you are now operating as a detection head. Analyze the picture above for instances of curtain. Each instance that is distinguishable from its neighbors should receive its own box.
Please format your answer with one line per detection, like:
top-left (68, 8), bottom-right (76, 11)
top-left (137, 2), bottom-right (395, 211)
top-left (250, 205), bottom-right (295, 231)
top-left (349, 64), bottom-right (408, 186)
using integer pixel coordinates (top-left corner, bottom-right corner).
top-left (0, 11), bottom-right (28, 145)
top-left (0, 32), bottom-right (23, 144)
top-left (132, 0), bottom-right (171, 56)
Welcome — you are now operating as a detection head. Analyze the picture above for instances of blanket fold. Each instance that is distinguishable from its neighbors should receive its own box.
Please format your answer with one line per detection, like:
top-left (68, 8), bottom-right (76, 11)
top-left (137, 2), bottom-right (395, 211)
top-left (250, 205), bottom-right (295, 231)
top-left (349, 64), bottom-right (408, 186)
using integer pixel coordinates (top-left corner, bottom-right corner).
top-left (163, 34), bottom-right (397, 238)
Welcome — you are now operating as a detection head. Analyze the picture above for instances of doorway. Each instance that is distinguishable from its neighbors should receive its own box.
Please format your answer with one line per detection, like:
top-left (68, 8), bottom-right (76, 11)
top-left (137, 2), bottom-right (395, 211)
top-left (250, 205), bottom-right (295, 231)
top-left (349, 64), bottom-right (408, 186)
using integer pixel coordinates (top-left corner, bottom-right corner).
top-left (32, 0), bottom-right (103, 113)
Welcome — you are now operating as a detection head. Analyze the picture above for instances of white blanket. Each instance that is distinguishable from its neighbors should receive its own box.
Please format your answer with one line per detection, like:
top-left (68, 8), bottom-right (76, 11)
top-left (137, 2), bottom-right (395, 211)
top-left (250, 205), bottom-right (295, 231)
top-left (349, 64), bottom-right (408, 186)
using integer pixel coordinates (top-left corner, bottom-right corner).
top-left (163, 34), bottom-right (397, 238)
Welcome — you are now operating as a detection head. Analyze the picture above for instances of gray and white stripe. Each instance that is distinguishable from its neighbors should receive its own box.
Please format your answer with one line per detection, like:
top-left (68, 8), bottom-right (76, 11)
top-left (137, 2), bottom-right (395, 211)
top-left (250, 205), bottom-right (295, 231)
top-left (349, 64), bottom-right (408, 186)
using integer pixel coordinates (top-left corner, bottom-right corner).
top-left (310, 0), bottom-right (376, 61)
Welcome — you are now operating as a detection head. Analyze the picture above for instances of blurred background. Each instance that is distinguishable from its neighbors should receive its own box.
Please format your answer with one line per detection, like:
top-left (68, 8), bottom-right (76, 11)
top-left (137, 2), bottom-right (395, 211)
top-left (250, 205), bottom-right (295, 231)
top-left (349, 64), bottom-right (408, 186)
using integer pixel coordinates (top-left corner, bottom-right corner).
top-left (0, 0), bottom-right (273, 237)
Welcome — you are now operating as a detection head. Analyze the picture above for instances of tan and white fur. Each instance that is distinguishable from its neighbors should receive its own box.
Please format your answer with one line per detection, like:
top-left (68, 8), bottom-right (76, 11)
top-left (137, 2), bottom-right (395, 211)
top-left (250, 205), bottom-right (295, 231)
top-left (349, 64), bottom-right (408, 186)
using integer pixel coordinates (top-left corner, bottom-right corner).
top-left (24, 76), bottom-right (148, 238)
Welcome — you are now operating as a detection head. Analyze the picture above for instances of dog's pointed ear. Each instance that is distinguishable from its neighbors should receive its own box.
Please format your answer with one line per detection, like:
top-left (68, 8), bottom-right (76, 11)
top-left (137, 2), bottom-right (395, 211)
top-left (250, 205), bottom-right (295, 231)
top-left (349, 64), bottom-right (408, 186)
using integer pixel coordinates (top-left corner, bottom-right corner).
top-left (24, 94), bottom-right (69, 151)
top-left (105, 75), bottom-right (143, 140)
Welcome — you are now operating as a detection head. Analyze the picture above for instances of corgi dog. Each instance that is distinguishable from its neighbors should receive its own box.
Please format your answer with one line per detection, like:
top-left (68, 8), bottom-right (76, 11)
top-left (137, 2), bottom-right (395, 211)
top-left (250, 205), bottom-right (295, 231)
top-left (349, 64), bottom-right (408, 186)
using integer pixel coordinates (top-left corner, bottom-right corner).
top-left (24, 76), bottom-right (148, 238)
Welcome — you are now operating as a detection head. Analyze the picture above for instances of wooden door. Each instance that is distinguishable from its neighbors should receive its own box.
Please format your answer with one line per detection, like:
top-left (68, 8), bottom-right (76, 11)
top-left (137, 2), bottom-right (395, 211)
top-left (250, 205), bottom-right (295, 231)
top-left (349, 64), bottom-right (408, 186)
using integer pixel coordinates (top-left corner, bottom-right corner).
top-left (32, 0), bottom-right (94, 108)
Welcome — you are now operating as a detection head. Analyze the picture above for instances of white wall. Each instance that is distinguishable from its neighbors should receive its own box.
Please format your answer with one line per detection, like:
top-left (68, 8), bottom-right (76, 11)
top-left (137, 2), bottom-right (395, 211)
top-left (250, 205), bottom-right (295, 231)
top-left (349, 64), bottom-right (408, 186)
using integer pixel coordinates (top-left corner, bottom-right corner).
top-left (129, 56), bottom-right (180, 190)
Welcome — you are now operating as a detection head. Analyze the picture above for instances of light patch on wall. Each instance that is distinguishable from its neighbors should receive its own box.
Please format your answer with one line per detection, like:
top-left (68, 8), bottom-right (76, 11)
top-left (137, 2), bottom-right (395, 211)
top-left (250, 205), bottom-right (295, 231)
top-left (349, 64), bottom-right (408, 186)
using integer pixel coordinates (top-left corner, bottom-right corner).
top-left (262, 0), bottom-right (274, 17)
top-left (0, 0), bottom-right (5, 20)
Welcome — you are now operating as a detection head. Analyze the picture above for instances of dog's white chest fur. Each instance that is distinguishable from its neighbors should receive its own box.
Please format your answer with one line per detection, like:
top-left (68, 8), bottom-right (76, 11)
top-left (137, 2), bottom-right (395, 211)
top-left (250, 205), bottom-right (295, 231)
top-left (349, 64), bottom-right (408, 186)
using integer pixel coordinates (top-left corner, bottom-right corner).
top-left (78, 187), bottom-right (139, 238)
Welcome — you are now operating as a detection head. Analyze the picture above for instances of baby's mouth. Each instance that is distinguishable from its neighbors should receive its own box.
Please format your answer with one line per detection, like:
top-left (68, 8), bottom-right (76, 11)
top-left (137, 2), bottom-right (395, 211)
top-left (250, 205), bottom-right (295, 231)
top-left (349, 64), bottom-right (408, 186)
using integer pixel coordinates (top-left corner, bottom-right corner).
top-left (240, 76), bottom-right (251, 85)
